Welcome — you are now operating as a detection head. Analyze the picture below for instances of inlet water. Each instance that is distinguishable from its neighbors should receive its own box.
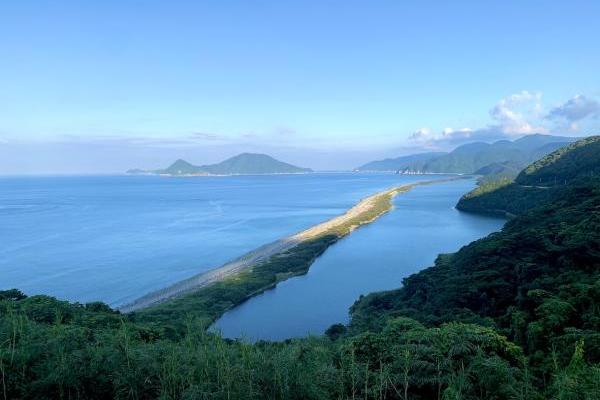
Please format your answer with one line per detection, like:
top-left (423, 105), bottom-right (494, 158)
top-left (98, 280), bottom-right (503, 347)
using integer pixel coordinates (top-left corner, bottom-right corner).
top-left (212, 179), bottom-right (504, 341)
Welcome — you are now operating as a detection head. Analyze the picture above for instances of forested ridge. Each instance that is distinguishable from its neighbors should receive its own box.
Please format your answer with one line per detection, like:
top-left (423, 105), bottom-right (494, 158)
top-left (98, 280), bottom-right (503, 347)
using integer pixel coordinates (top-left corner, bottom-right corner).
top-left (456, 136), bottom-right (600, 216)
top-left (1, 138), bottom-right (599, 399)
top-left (357, 134), bottom-right (577, 179)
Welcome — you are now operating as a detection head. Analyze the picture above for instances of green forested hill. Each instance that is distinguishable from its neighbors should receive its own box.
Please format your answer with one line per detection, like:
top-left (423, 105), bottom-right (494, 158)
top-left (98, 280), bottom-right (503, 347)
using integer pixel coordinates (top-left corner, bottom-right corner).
top-left (517, 136), bottom-right (600, 185)
top-left (2, 289), bottom-right (547, 400)
top-left (356, 151), bottom-right (446, 171)
top-left (348, 141), bottom-right (600, 396)
top-left (421, 141), bottom-right (525, 174)
top-left (201, 153), bottom-right (312, 175)
top-left (130, 153), bottom-right (312, 175)
top-left (351, 180), bottom-right (600, 337)
top-left (162, 158), bottom-right (206, 175)
top-left (456, 136), bottom-right (600, 216)
top-left (356, 134), bottom-right (577, 178)
top-left (2, 138), bottom-right (599, 399)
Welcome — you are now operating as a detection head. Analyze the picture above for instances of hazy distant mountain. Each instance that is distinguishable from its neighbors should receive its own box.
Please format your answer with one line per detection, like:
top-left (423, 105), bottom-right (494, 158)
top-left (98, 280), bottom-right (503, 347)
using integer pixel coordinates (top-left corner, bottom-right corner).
top-left (423, 134), bottom-right (578, 174)
top-left (357, 134), bottom-right (579, 179)
top-left (128, 153), bottom-right (312, 176)
top-left (160, 159), bottom-right (206, 175)
top-left (356, 152), bottom-right (446, 172)
top-left (473, 161), bottom-right (523, 183)
top-left (200, 153), bottom-right (312, 175)
top-left (474, 160), bottom-right (523, 175)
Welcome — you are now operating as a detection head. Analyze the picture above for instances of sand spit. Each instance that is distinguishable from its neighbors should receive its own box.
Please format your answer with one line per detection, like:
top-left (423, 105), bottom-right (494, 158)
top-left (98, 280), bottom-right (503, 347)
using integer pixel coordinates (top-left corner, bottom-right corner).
top-left (119, 176), bottom-right (466, 313)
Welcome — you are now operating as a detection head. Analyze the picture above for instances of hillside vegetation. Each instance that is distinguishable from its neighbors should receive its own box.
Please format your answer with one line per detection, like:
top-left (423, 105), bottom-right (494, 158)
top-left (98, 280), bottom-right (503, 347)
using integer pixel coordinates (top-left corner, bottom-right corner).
top-left (2, 137), bottom-right (599, 399)
top-left (357, 152), bottom-right (446, 172)
top-left (200, 153), bottom-right (312, 175)
top-left (457, 135), bottom-right (600, 216)
top-left (517, 136), bottom-right (600, 186)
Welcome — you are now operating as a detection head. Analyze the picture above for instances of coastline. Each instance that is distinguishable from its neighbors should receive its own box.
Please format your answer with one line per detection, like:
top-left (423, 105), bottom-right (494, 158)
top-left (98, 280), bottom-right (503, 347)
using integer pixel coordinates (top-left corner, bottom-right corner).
top-left (119, 176), bottom-right (468, 314)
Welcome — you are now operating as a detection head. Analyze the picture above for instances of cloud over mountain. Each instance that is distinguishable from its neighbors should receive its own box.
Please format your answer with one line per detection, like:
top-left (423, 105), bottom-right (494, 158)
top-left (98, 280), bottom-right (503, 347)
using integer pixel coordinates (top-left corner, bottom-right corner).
top-left (547, 95), bottom-right (600, 122)
top-left (408, 91), bottom-right (599, 149)
top-left (489, 90), bottom-right (545, 135)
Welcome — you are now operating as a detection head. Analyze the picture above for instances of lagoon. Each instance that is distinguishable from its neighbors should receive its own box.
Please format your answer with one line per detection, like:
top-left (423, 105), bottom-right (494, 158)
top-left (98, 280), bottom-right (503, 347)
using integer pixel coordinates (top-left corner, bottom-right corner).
top-left (212, 179), bottom-right (504, 341)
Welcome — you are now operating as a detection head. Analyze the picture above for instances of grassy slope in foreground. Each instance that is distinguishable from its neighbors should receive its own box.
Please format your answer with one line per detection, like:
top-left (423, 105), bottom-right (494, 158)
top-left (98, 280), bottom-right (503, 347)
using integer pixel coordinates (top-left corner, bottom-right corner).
top-left (456, 135), bottom-right (600, 216)
top-left (131, 177), bottom-right (464, 329)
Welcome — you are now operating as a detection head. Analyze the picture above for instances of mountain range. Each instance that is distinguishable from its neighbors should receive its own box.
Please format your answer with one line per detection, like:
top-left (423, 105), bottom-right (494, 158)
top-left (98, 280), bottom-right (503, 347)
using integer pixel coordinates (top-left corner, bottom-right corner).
top-left (357, 134), bottom-right (580, 180)
top-left (355, 152), bottom-right (446, 173)
top-left (129, 134), bottom-right (584, 179)
top-left (128, 153), bottom-right (312, 176)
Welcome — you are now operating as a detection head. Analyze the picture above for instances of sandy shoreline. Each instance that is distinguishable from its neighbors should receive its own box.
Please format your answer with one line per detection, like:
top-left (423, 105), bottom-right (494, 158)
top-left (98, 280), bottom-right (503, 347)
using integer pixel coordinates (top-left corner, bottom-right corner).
top-left (119, 176), bottom-right (466, 313)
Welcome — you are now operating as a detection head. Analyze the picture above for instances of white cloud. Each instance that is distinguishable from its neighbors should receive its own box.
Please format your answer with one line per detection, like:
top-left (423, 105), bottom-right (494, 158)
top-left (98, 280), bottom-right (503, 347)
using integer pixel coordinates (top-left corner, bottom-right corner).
top-left (441, 127), bottom-right (474, 140)
top-left (547, 95), bottom-right (600, 122)
top-left (489, 90), bottom-right (546, 135)
top-left (408, 127), bottom-right (433, 141)
top-left (407, 90), bottom-right (571, 148)
top-left (408, 127), bottom-right (475, 147)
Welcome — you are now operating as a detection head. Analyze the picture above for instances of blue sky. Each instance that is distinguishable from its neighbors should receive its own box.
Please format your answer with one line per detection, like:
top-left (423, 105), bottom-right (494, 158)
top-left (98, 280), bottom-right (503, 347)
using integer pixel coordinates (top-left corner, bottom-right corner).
top-left (1, 1), bottom-right (599, 173)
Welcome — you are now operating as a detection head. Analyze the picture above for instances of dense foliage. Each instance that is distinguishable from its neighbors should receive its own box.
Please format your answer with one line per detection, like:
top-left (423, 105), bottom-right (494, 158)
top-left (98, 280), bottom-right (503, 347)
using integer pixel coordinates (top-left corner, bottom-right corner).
top-left (351, 180), bottom-right (600, 353)
top-left (456, 136), bottom-right (600, 216)
top-left (2, 138), bottom-right (599, 399)
top-left (6, 290), bottom-right (598, 400)
top-left (456, 181), bottom-right (555, 217)
top-left (517, 136), bottom-right (600, 186)
top-left (474, 161), bottom-right (522, 184)
top-left (458, 177), bottom-right (512, 201)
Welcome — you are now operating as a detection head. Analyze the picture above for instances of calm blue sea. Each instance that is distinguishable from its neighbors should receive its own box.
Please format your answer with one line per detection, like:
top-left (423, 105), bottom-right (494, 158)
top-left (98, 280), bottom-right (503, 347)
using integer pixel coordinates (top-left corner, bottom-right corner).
top-left (1, 173), bottom-right (441, 307)
top-left (213, 179), bottom-right (505, 341)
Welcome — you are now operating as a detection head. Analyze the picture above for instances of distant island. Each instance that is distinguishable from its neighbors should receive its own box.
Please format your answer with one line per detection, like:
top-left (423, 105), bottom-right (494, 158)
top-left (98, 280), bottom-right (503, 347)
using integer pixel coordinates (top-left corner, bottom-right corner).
top-left (357, 134), bottom-right (579, 182)
top-left (127, 153), bottom-right (312, 176)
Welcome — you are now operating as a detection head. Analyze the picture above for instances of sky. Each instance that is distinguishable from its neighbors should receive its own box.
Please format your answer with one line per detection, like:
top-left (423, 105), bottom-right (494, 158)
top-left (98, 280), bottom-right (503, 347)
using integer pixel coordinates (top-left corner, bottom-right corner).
top-left (1, 0), bottom-right (599, 174)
